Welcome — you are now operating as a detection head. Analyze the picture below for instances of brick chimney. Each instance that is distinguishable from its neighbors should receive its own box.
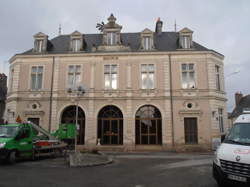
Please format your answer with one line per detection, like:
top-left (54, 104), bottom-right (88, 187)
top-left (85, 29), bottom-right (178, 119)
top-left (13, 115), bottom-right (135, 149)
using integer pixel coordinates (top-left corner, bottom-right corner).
top-left (235, 92), bottom-right (243, 106)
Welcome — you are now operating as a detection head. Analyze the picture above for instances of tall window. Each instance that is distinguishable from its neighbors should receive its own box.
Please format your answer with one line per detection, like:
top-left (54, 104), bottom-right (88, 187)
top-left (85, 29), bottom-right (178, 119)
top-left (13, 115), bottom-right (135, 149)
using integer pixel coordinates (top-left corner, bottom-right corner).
top-left (31, 66), bottom-right (43, 90)
top-left (107, 32), bottom-right (116, 45)
top-left (141, 64), bottom-right (155, 89)
top-left (68, 65), bottom-right (81, 87)
top-left (35, 40), bottom-right (43, 52)
top-left (215, 65), bottom-right (221, 90)
top-left (143, 37), bottom-right (151, 50)
top-left (72, 39), bottom-right (81, 52)
top-left (9, 68), bottom-right (14, 91)
top-left (218, 108), bottom-right (224, 133)
top-left (104, 64), bottom-right (117, 89)
top-left (181, 64), bottom-right (195, 89)
top-left (182, 36), bottom-right (191, 49)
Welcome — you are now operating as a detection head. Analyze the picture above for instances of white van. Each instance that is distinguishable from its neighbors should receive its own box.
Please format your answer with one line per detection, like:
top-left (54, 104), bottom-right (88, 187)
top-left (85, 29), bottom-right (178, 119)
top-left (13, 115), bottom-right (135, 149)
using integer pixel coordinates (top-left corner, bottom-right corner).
top-left (213, 112), bottom-right (250, 186)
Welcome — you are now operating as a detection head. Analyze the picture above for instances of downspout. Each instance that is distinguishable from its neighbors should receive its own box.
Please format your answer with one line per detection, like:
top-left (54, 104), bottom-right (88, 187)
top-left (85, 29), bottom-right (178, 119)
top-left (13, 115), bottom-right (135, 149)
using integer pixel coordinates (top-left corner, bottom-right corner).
top-left (168, 54), bottom-right (175, 148)
top-left (48, 56), bottom-right (55, 132)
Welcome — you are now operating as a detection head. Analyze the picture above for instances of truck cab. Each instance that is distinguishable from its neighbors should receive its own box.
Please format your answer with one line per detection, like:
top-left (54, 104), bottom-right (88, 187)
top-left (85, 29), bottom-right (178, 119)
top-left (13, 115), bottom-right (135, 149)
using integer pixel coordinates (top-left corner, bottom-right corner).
top-left (0, 123), bottom-right (35, 163)
top-left (213, 112), bottom-right (250, 186)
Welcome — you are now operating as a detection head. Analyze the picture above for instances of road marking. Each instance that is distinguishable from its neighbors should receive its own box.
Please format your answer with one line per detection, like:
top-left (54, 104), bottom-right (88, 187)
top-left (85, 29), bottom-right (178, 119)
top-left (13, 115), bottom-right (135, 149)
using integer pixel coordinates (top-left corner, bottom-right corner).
top-left (155, 158), bottom-right (212, 169)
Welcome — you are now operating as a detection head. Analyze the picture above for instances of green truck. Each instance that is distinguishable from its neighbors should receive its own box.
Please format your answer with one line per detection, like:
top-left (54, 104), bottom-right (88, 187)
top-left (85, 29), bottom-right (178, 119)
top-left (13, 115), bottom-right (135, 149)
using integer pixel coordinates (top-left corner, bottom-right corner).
top-left (0, 122), bottom-right (67, 164)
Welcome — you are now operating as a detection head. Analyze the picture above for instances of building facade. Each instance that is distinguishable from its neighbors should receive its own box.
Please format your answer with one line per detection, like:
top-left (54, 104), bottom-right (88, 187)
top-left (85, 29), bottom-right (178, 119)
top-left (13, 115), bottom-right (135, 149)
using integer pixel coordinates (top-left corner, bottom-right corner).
top-left (6, 14), bottom-right (227, 151)
top-left (0, 73), bottom-right (7, 124)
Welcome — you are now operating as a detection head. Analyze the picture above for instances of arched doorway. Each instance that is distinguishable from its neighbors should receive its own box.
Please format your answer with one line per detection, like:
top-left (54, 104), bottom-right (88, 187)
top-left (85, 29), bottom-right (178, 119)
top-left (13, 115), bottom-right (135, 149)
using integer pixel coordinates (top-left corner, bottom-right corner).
top-left (97, 105), bottom-right (123, 145)
top-left (61, 105), bottom-right (85, 144)
top-left (135, 105), bottom-right (162, 145)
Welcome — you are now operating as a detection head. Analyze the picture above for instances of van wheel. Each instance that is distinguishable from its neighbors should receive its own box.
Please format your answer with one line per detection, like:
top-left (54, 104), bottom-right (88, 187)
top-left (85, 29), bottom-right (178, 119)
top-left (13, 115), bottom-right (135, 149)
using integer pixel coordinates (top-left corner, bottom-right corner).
top-left (8, 151), bottom-right (17, 164)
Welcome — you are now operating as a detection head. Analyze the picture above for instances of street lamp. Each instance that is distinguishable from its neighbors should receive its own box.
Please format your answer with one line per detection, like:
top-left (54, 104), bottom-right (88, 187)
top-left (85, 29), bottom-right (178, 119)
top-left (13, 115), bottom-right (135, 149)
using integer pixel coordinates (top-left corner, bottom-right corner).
top-left (67, 83), bottom-right (85, 153)
top-left (226, 69), bottom-right (240, 78)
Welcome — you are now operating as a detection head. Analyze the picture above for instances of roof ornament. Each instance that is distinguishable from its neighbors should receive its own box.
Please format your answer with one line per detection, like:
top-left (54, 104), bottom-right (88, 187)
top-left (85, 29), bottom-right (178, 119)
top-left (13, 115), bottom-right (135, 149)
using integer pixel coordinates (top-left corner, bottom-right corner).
top-left (108, 13), bottom-right (116, 23)
top-left (96, 21), bottom-right (105, 32)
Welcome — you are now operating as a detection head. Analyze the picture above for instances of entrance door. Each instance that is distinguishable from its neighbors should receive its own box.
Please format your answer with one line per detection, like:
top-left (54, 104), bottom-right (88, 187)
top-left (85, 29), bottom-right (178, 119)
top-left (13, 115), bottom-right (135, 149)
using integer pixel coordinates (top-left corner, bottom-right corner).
top-left (135, 105), bottom-right (162, 145)
top-left (101, 119), bottom-right (120, 144)
top-left (97, 105), bottom-right (123, 145)
top-left (61, 106), bottom-right (85, 144)
top-left (184, 118), bottom-right (198, 144)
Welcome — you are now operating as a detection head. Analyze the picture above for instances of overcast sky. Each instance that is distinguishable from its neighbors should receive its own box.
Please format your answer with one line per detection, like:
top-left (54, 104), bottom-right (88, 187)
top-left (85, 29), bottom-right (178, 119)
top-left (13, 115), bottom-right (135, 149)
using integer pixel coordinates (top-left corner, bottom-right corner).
top-left (0, 0), bottom-right (249, 111)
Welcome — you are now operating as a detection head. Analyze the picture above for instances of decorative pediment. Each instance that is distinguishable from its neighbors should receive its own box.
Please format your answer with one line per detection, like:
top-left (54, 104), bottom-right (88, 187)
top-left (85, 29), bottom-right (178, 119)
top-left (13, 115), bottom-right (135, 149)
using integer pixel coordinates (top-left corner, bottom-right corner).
top-left (34, 32), bottom-right (48, 38)
top-left (179, 27), bottom-right (193, 34)
top-left (141, 28), bottom-right (153, 34)
top-left (71, 30), bottom-right (82, 37)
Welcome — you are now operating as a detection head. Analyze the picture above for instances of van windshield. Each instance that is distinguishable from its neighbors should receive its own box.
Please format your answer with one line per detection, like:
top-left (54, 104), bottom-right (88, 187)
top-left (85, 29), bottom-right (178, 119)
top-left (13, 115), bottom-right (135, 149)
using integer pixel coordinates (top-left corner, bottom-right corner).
top-left (225, 123), bottom-right (250, 145)
top-left (0, 126), bottom-right (19, 138)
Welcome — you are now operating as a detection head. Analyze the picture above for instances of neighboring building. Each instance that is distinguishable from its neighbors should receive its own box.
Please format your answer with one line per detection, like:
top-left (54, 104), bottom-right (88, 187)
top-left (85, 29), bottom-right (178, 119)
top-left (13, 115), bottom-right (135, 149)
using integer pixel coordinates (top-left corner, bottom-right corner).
top-left (6, 14), bottom-right (227, 151)
top-left (229, 92), bottom-right (250, 127)
top-left (0, 73), bottom-right (7, 124)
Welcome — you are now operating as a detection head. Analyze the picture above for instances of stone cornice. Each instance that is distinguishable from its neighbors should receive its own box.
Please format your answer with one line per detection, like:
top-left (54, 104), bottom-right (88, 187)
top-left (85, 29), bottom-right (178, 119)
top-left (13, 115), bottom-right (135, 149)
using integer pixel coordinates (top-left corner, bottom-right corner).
top-left (9, 50), bottom-right (224, 64)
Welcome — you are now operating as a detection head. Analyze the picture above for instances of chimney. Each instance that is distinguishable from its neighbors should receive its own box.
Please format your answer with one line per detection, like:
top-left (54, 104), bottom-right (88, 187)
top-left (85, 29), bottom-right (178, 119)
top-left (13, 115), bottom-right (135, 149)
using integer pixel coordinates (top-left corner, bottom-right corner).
top-left (235, 92), bottom-right (243, 106)
top-left (155, 17), bottom-right (163, 35)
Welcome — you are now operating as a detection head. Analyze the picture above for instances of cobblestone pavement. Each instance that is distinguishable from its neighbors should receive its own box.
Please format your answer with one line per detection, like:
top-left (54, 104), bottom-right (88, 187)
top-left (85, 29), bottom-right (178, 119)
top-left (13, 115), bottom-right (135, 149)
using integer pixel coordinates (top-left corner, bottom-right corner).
top-left (0, 152), bottom-right (220, 187)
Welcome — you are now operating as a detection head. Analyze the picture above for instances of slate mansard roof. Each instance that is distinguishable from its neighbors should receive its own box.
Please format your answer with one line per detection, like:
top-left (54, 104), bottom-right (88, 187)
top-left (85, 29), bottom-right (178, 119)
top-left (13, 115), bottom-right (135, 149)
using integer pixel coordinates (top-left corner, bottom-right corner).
top-left (20, 32), bottom-right (218, 55)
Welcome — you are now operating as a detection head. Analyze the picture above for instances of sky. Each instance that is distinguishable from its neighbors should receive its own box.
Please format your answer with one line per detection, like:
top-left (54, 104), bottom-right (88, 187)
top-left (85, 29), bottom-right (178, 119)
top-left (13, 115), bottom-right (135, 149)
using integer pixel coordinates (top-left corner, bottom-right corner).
top-left (0, 0), bottom-right (249, 111)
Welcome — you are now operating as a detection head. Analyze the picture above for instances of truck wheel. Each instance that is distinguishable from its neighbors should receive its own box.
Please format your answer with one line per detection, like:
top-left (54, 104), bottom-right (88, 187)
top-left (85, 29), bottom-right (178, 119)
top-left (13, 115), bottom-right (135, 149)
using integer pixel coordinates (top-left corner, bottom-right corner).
top-left (8, 151), bottom-right (17, 164)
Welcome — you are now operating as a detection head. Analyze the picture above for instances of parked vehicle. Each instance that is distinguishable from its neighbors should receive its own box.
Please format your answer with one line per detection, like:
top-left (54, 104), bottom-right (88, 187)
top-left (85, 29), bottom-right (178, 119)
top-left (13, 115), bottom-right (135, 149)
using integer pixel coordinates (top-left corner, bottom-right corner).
top-left (0, 122), bottom-right (66, 164)
top-left (52, 123), bottom-right (76, 146)
top-left (213, 110), bottom-right (250, 186)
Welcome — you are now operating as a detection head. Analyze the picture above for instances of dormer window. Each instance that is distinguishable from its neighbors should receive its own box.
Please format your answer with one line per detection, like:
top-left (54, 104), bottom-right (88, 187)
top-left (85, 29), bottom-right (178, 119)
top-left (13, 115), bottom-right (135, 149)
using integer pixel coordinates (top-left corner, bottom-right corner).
top-left (36, 40), bottom-right (43, 52)
top-left (33, 32), bottom-right (48, 53)
top-left (70, 31), bottom-right (83, 52)
top-left (179, 27), bottom-right (193, 49)
top-left (143, 36), bottom-right (151, 50)
top-left (181, 35), bottom-right (191, 49)
top-left (140, 28), bottom-right (154, 51)
top-left (72, 39), bottom-right (81, 52)
top-left (107, 32), bottom-right (116, 45)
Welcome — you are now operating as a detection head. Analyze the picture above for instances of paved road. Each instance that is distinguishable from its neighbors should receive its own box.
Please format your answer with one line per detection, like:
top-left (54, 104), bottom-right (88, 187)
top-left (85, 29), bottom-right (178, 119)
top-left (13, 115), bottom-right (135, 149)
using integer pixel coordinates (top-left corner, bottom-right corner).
top-left (0, 152), bottom-right (219, 187)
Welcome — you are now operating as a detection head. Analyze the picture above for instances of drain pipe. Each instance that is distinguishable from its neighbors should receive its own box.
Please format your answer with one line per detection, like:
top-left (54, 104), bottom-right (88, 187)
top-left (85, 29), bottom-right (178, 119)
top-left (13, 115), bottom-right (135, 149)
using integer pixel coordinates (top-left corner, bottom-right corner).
top-left (48, 56), bottom-right (55, 132)
top-left (168, 54), bottom-right (175, 147)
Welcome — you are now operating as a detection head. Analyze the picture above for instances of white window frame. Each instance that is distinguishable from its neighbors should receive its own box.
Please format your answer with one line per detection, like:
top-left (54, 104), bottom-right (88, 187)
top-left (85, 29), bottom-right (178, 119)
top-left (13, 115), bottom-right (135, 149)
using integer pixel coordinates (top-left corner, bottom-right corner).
top-left (181, 63), bottom-right (196, 89)
top-left (107, 32), bottom-right (116, 45)
top-left (30, 66), bottom-right (44, 90)
top-left (218, 108), bottom-right (224, 133)
top-left (72, 39), bottom-right (81, 52)
top-left (182, 36), bottom-right (191, 49)
top-left (215, 65), bottom-right (221, 91)
top-left (104, 64), bottom-right (118, 90)
top-left (143, 36), bottom-right (151, 50)
top-left (36, 40), bottom-right (43, 52)
top-left (67, 65), bottom-right (82, 88)
top-left (140, 64), bottom-right (155, 89)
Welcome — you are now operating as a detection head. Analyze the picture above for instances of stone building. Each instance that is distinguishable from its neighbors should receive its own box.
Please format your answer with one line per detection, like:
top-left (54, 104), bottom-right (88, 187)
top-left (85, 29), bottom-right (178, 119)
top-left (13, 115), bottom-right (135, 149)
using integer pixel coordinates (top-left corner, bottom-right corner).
top-left (0, 73), bottom-right (7, 124)
top-left (6, 14), bottom-right (227, 151)
top-left (228, 92), bottom-right (250, 127)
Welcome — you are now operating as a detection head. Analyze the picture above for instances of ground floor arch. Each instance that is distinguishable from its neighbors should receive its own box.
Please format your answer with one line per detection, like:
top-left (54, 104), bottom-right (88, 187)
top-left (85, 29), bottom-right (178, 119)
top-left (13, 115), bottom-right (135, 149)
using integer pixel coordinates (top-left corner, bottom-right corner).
top-left (97, 105), bottom-right (123, 145)
top-left (61, 105), bottom-right (85, 144)
top-left (135, 105), bottom-right (162, 145)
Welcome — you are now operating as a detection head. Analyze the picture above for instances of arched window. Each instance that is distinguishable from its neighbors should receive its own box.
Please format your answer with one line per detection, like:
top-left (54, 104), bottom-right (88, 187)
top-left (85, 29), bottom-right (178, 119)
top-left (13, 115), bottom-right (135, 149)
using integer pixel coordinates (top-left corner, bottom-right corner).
top-left (135, 105), bottom-right (162, 145)
top-left (98, 105), bottom-right (123, 145)
top-left (61, 105), bottom-right (85, 144)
